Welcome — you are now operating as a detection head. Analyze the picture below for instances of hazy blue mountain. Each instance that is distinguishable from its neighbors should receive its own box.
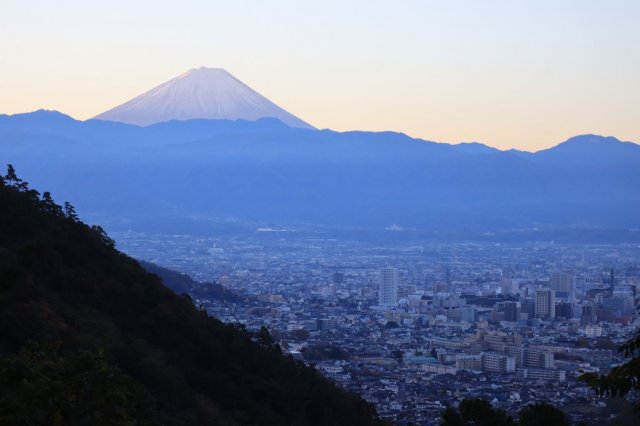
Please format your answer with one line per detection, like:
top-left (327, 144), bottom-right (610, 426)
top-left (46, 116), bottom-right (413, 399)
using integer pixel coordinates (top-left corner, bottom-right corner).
top-left (530, 134), bottom-right (640, 168)
top-left (1, 111), bottom-right (639, 240)
top-left (451, 142), bottom-right (501, 155)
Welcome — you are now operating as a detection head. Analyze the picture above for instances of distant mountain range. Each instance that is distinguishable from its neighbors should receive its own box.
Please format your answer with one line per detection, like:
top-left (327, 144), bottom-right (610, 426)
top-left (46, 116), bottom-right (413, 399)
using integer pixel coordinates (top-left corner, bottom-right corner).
top-left (1, 109), bottom-right (638, 241)
top-left (0, 68), bottom-right (638, 241)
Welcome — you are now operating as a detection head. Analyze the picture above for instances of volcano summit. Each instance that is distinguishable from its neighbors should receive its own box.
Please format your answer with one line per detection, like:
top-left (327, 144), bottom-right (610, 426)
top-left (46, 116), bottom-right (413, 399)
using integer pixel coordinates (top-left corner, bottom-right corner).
top-left (93, 67), bottom-right (314, 129)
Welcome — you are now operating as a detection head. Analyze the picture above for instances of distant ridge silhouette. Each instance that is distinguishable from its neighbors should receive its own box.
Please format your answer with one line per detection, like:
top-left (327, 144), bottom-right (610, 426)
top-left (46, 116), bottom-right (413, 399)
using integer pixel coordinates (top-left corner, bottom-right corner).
top-left (0, 110), bottom-right (638, 239)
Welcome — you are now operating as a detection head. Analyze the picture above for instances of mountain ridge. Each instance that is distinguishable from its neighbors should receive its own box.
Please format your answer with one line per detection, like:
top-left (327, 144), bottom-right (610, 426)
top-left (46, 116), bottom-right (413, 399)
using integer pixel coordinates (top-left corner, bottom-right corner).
top-left (1, 110), bottom-right (639, 238)
top-left (3, 110), bottom-right (638, 153)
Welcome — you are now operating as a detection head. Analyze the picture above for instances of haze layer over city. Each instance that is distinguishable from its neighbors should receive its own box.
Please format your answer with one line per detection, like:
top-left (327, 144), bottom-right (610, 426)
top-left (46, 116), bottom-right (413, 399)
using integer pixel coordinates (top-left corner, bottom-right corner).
top-left (2, 2), bottom-right (640, 425)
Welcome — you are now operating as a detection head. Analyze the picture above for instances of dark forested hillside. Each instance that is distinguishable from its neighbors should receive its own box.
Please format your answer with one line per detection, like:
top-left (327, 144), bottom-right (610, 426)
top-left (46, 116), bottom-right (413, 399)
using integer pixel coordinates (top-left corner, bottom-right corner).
top-left (0, 167), bottom-right (383, 425)
top-left (139, 260), bottom-right (246, 303)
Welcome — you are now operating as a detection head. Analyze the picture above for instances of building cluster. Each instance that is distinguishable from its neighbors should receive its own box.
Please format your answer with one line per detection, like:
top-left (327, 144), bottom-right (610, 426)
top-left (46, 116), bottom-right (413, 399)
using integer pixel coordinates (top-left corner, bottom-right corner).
top-left (115, 230), bottom-right (640, 425)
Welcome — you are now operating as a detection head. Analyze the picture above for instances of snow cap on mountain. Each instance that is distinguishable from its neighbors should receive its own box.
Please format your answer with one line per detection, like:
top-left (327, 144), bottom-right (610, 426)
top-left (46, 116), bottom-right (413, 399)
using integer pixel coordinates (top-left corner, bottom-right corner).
top-left (93, 67), bottom-right (314, 129)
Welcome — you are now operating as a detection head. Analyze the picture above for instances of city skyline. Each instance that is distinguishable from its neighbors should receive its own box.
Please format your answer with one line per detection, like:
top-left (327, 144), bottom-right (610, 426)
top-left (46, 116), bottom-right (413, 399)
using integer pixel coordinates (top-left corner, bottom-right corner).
top-left (2, 1), bottom-right (639, 151)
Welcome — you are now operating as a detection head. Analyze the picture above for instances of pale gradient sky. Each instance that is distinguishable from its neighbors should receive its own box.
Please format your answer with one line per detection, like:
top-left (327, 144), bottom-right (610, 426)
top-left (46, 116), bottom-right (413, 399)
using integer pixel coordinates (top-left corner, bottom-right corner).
top-left (1, 0), bottom-right (638, 151)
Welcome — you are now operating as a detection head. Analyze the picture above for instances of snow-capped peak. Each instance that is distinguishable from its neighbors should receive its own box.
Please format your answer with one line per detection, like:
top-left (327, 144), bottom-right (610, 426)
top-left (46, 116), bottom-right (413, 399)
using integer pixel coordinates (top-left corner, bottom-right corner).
top-left (93, 67), bottom-right (314, 129)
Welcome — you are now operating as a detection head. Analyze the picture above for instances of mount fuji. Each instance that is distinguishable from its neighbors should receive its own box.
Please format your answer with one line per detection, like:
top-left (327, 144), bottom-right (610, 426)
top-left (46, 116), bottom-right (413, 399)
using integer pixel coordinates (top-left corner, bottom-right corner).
top-left (93, 67), bottom-right (314, 129)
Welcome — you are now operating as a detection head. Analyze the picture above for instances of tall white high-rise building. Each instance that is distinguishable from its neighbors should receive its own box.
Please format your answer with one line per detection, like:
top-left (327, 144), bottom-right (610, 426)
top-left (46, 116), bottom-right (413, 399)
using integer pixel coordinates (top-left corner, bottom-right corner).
top-left (550, 271), bottom-right (576, 301)
top-left (500, 278), bottom-right (519, 295)
top-left (378, 267), bottom-right (399, 307)
top-left (535, 288), bottom-right (556, 320)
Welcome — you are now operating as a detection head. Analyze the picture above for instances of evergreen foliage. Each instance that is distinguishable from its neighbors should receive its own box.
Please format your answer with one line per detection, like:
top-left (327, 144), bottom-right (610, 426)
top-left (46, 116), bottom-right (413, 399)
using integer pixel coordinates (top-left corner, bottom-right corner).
top-left (441, 398), bottom-right (514, 426)
top-left (301, 344), bottom-right (349, 362)
top-left (139, 260), bottom-right (244, 303)
top-left (440, 398), bottom-right (568, 426)
top-left (518, 403), bottom-right (569, 426)
top-left (580, 327), bottom-right (640, 412)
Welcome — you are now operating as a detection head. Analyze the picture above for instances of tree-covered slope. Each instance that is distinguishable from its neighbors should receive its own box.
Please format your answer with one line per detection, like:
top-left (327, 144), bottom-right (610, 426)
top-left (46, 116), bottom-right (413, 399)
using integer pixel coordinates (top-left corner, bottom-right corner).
top-left (0, 167), bottom-right (382, 425)
top-left (139, 260), bottom-right (246, 304)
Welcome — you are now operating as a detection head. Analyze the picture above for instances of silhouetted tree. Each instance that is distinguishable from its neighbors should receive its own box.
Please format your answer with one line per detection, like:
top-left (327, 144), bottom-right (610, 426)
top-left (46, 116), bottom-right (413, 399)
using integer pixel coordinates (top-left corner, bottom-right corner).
top-left (441, 406), bottom-right (464, 426)
top-left (232, 322), bottom-right (248, 335)
top-left (4, 164), bottom-right (28, 191)
top-left (581, 327), bottom-right (640, 411)
top-left (5, 164), bottom-right (18, 184)
top-left (289, 328), bottom-right (309, 340)
top-left (64, 201), bottom-right (79, 222)
top-left (256, 325), bottom-right (274, 348)
top-left (42, 192), bottom-right (63, 216)
top-left (90, 225), bottom-right (115, 248)
top-left (441, 398), bottom-right (514, 426)
top-left (518, 403), bottom-right (568, 426)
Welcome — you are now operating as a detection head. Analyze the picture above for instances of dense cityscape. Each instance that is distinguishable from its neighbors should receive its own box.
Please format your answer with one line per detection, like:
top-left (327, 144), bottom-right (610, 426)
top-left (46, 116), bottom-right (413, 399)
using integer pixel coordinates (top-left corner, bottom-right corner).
top-left (114, 230), bottom-right (640, 425)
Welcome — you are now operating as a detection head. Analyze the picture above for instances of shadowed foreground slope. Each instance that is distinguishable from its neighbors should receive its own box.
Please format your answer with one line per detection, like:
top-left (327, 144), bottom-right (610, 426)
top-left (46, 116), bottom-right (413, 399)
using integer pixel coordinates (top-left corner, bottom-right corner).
top-left (0, 168), bottom-right (382, 425)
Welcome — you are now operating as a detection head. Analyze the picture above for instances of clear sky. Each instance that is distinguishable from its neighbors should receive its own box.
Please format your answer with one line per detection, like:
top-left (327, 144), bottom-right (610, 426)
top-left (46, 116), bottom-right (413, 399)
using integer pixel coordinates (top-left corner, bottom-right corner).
top-left (1, 0), bottom-right (638, 151)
